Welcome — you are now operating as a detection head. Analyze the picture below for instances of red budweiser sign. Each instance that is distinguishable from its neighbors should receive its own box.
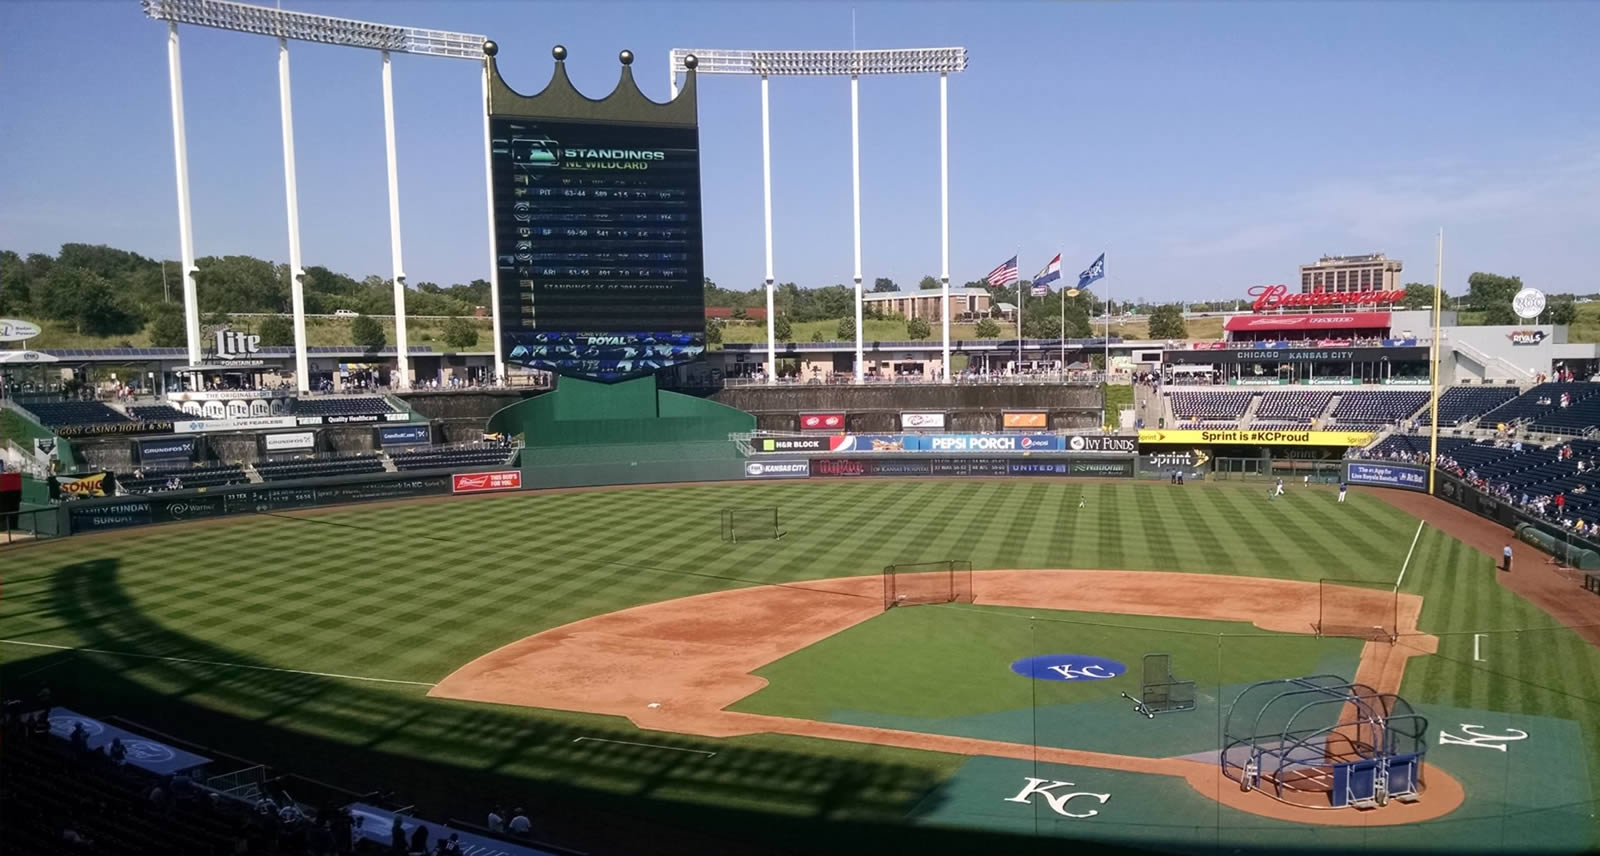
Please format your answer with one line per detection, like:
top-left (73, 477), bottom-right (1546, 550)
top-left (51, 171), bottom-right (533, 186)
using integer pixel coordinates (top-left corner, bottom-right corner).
top-left (799, 412), bottom-right (846, 431)
top-left (452, 470), bottom-right (522, 493)
top-left (1248, 284), bottom-right (1404, 312)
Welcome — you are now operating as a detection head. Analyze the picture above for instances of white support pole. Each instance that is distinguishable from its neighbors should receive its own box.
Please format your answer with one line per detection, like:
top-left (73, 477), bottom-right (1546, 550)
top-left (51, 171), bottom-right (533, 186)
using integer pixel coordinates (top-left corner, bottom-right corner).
top-left (761, 75), bottom-right (776, 384)
top-left (669, 55), bottom-right (679, 101)
top-left (939, 72), bottom-right (951, 383)
top-left (482, 62), bottom-right (505, 383)
top-left (278, 38), bottom-right (310, 392)
top-left (382, 51), bottom-right (410, 389)
top-left (851, 74), bottom-right (864, 384)
top-left (165, 23), bottom-right (202, 367)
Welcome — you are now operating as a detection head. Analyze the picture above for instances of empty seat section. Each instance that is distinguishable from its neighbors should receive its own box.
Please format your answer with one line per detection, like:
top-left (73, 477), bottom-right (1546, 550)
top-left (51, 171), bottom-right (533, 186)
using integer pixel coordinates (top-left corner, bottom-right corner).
top-left (1420, 387), bottom-right (1519, 427)
top-left (1168, 391), bottom-right (1252, 424)
top-left (1330, 391), bottom-right (1429, 426)
top-left (1254, 390), bottom-right (1332, 425)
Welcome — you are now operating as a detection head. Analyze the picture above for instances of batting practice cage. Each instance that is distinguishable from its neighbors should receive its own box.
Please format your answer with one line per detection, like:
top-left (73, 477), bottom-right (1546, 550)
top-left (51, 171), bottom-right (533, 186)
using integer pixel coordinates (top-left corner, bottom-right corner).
top-left (1220, 675), bottom-right (1428, 809)
top-left (720, 507), bottom-right (783, 543)
top-left (882, 560), bottom-right (973, 609)
top-left (1316, 578), bottom-right (1400, 642)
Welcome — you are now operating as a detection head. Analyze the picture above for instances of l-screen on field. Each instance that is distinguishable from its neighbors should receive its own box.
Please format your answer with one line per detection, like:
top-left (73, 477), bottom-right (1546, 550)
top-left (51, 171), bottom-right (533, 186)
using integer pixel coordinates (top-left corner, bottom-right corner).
top-left (4, 480), bottom-right (1599, 854)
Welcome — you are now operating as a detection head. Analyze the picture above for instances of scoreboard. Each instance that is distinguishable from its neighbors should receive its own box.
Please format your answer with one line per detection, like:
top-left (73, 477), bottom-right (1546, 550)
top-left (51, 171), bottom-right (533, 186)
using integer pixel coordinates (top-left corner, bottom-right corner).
top-left (489, 117), bottom-right (706, 381)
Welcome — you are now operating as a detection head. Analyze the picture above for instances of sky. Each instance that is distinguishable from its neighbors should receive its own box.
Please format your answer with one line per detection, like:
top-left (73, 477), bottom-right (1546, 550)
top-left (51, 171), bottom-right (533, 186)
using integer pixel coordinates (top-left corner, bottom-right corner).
top-left (3, 0), bottom-right (1598, 304)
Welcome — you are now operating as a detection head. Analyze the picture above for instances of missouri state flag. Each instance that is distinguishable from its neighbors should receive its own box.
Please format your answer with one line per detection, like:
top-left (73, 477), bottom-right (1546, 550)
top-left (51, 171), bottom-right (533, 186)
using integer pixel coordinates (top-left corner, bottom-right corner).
top-left (1031, 254), bottom-right (1061, 296)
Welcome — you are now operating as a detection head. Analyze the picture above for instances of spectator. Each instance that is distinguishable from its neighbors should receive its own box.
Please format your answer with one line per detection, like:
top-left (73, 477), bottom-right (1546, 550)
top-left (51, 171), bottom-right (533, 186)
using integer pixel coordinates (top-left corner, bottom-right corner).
top-left (108, 736), bottom-right (127, 766)
top-left (390, 816), bottom-right (407, 854)
top-left (508, 807), bottom-right (532, 838)
top-left (435, 833), bottom-right (464, 855)
top-left (409, 823), bottom-right (430, 855)
top-left (486, 805), bottom-right (505, 834)
top-left (69, 721), bottom-right (89, 754)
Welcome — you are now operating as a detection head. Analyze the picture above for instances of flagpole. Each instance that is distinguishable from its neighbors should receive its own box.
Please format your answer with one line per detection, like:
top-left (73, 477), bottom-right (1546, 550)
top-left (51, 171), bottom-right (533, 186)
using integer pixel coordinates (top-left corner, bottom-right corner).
top-left (1059, 284), bottom-right (1065, 381)
top-left (1103, 270), bottom-right (1110, 426)
top-left (1015, 250), bottom-right (1023, 375)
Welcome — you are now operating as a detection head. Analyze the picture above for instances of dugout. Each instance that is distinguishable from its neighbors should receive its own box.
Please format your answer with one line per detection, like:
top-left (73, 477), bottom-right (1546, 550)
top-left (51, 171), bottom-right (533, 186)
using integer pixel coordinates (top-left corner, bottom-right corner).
top-left (1220, 675), bottom-right (1428, 810)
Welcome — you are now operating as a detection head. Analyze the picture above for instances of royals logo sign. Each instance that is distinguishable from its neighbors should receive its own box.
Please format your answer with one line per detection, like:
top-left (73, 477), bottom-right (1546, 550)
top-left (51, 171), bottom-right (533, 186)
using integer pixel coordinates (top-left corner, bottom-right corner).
top-left (1247, 284), bottom-right (1404, 312)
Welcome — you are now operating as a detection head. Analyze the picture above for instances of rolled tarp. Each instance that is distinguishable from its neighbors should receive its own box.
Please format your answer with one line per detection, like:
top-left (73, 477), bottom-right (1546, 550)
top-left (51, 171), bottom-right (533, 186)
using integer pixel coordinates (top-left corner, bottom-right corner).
top-left (1514, 522), bottom-right (1600, 570)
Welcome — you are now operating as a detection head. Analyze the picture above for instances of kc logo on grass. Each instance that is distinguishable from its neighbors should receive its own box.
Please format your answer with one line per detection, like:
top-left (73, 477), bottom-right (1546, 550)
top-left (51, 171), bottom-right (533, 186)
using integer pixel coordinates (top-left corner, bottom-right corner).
top-left (1010, 655), bottom-right (1126, 681)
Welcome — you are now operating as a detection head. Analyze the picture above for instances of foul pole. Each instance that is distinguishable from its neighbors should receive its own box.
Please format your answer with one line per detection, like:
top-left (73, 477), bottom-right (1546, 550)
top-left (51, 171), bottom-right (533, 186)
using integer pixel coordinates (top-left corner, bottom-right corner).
top-left (1428, 228), bottom-right (1444, 494)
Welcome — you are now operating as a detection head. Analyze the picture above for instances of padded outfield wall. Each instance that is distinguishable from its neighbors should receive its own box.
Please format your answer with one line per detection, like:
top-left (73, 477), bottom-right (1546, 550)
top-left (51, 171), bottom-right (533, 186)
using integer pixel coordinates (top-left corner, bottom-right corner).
top-left (713, 385), bottom-right (1103, 433)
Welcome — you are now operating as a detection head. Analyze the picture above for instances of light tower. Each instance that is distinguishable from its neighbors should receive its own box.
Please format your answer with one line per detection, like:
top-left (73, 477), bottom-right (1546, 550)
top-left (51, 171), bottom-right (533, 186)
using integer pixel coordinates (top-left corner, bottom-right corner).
top-left (669, 48), bottom-right (968, 384)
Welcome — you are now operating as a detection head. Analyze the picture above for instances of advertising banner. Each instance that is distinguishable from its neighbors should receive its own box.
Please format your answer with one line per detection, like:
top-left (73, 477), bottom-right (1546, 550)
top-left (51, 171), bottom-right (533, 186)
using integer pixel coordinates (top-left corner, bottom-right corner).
top-left (1065, 435), bottom-right (1138, 454)
top-left (68, 500), bottom-right (152, 532)
top-left (1140, 449), bottom-right (1212, 472)
top-left (377, 425), bottom-right (432, 447)
top-left (900, 412), bottom-right (947, 431)
top-left (57, 420), bottom-right (173, 438)
top-left (33, 437), bottom-right (58, 459)
top-left (263, 432), bottom-right (317, 452)
top-left (799, 412), bottom-right (847, 432)
top-left (742, 459), bottom-right (811, 479)
top-left (811, 458), bottom-right (868, 478)
top-left (1069, 459), bottom-right (1134, 478)
top-left (1139, 429), bottom-right (1376, 447)
top-left (926, 434), bottom-right (1059, 453)
top-left (68, 476), bottom-right (454, 532)
top-left (868, 459), bottom-right (933, 476)
top-left (842, 434), bottom-right (911, 452)
top-left (175, 416), bottom-right (299, 434)
top-left (451, 470), bottom-right (523, 493)
top-left (1345, 462), bottom-right (1427, 492)
top-left (753, 436), bottom-right (843, 454)
top-left (1008, 460), bottom-right (1068, 475)
top-left (50, 472), bottom-right (115, 499)
top-left (136, 436), bottom-right (197, 462)
top-left (151, 494), bottom-right (229, 523)
top-left (1002, 412), bottom-right (1048, 429)
top-left (932, 458), bottom-right (1011, 476)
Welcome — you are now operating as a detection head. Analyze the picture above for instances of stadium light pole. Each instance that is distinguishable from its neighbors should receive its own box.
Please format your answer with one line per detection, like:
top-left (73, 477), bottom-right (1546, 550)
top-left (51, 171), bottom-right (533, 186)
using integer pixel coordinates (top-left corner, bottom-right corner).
top-left (141, 0), bottom-right (487, 386)
top-left (670, 47), bottom-right (968, 384)
top-left (382, 51), bottom-right (411, 389)
top-left (761, 75), bottom-right (776, 384)
top-left (277, 38), bottom-right (311, 391)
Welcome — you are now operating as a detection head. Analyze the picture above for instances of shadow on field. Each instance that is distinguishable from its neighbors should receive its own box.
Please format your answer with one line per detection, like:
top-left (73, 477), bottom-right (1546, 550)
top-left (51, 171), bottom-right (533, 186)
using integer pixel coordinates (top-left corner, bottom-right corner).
top-left (0, 557), bottom-right (1446, 856)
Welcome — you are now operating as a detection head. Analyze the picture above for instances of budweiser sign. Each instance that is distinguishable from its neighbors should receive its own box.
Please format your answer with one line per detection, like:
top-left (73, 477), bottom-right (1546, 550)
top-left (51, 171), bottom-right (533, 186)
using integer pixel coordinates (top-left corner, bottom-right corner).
top-left (1248, 284), bottom-right (1404, 312)
top-left (451, 470), bottom-right (522, 493)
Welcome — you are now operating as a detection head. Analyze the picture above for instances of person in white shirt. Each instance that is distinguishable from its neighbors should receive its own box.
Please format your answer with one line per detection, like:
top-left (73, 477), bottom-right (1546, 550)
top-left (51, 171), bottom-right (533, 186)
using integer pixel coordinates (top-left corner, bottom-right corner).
top-left (486, 807), bottom-right (504, 834)
top-left (508, 808), bottom-right (532, 837)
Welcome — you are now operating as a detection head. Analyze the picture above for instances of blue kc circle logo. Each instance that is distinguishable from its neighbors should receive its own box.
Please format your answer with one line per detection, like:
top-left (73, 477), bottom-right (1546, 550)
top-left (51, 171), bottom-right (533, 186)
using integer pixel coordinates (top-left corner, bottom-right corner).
top-left (1011, 654), bottom-right (1126, 682)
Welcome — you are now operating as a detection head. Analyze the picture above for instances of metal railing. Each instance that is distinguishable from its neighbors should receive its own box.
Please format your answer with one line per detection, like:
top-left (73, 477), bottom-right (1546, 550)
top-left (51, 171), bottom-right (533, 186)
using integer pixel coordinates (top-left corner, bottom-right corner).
top-left (2, 507), bottom-right (65, 545)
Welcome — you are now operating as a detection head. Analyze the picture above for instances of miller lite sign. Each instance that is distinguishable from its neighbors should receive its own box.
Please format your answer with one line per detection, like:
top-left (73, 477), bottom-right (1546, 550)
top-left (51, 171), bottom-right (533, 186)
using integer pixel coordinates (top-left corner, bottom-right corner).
top-left (213, 330), bottom-right (264, 366)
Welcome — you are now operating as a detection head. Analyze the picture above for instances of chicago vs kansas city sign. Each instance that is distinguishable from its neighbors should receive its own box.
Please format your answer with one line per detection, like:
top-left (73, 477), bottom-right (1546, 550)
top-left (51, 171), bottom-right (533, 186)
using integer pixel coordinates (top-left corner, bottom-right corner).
top-left (1247, 284), bottom-right (1405, 312)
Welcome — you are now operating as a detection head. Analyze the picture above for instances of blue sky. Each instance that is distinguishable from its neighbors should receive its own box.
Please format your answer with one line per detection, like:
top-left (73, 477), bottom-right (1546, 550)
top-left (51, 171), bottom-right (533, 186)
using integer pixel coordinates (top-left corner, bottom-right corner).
top-left (3, 1), bottom-right (1597, 302)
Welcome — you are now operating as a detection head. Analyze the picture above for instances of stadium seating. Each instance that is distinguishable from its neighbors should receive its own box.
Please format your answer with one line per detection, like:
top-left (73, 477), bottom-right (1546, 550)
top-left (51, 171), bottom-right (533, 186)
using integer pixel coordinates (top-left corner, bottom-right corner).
top-left (1168, 391), bottom-right (1252, 422)
top-left (1473, 382), bottom-right (1600, 428)
top-left (1419, 387), bottom-right (1519, 427)
top-left (19, 400), bottom-right (130, 427)
top-left (1364, 434), bottom-right (1600, 518)
top-left (1329, 390), bottom-right (1429, 427)
top-left (391, 445), bottom-right (516, 471)
top-left (1254, 390), bottom-right (1333, 425)
top-left (121, 463), bottom-right (248, 494)
top-left (294, 397), bottom-right (399, 417)
top-left (256, 454), bottom-right (387, 482)
top-left (126, 404), bottom-right (200, 422)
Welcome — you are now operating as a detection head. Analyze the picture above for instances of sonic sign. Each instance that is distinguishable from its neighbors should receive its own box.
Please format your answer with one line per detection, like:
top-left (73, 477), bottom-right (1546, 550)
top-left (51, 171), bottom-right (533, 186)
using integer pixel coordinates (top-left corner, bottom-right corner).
top-left (1248, 284), bottom-right (1405, 312)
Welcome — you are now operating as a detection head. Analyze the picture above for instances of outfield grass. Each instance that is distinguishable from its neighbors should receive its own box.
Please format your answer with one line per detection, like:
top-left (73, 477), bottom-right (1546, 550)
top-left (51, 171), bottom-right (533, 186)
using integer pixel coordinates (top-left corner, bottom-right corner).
top-left (1, 481), bottom-right (1596, 851)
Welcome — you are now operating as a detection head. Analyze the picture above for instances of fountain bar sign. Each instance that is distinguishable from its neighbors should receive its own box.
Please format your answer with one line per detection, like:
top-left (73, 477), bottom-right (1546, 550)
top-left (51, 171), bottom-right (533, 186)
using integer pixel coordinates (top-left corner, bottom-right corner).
top-left (1247, 284), bottom-right (1405, 312)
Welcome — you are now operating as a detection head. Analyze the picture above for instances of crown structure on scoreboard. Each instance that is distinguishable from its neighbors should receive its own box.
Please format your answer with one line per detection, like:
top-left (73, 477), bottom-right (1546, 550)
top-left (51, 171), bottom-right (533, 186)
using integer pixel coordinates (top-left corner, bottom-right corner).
top-left (484, 42), bottom-right (698, 126)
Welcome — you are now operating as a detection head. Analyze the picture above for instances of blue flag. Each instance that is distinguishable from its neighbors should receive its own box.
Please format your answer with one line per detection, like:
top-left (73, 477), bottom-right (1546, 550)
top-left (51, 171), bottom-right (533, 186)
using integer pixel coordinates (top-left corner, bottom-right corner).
top-left (1077, 253), bottom-right (1105, 289)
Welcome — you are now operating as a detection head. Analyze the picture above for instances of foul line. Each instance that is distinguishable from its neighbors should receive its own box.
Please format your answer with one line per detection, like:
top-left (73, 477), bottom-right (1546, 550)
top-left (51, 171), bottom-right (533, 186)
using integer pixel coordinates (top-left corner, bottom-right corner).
top-left (1395, 519), bottom-right (1426, 592)
top-left (0, 640), bottom-right (436, 688)
top-left (571, 736), bottom-right (716, 757)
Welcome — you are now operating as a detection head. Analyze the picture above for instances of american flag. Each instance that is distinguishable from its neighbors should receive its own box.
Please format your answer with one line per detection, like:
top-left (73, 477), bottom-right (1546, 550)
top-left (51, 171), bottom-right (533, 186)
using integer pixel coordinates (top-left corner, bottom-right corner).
top-left (985, 256), bottom-right (1020, 287)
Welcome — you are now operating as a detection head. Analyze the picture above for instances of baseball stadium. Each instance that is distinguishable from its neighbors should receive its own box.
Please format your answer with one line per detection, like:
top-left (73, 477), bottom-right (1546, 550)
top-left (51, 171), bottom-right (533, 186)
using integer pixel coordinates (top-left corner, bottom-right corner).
top-left (5, 3), bottom-right (1600, 856)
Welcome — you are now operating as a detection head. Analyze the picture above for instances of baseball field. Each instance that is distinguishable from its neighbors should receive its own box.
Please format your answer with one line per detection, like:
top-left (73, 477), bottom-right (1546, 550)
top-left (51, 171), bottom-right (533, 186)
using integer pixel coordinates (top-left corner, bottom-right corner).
top-left (2, 479), bottom-right (1597, 854)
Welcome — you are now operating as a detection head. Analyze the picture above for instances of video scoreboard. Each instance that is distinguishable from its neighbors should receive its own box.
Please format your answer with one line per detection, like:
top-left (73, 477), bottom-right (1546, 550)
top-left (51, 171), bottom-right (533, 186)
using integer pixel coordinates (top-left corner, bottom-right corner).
top-left (489, 117), bottom-right (705, 381)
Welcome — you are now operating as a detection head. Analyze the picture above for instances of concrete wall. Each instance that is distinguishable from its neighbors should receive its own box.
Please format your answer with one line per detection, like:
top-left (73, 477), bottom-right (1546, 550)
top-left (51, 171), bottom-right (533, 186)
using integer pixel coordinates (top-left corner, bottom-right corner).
top-left (1444, 324), bottom-right (1562, 382)
top-left (398, 389), bottom-right (548, 422)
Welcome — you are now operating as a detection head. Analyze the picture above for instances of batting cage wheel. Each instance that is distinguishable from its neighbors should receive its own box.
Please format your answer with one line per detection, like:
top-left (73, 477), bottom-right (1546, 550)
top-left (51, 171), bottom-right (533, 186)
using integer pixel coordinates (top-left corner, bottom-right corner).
top-left (719, 507), bottom-right (784, 543)
top-left (882, 559), bottom-right (974, 610)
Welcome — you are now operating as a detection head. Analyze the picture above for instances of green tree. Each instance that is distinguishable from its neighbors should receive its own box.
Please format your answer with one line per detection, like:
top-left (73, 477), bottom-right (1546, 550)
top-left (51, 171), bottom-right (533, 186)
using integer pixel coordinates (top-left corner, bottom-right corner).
top-left (919, 275), bottom-right (941, 290)
top-left (705, 318), bottom-right (723, 345)
top-left (442, 316), bottom-right (479, 350)
top-left (1401, 282), bottom-right (1446, 310)
top-left (147, 311), bottom-right (188, 347)
top-left (1548, 297), bottom-right (1577, 326)
top-left (0, 250), bottom-right (28, 313)
top-left (836, 316), bottom-right (855, 340)
top-left (1022, 308), bottom-right (1061, 339)
top-left (257, 315), bottom-right (294, 347)
top-left (773, 315), bottom-right (793, 341)
top-left (1147, 303), bottom-right (1187, 339)
top-left (906, 317), bottom-right (931, 340)
top-left (1466, 272), bottom-right (1522, 325)
top-left (42, 266), bottom-right (139, 335)
top-left (871, 277), bottom-right (898, 293)
top-left (810, 329), bottom-right (824, 342)
top-left (350, 314), bottom-right (385, 350)
top-left (974, 317), bottom-right (1001, 338)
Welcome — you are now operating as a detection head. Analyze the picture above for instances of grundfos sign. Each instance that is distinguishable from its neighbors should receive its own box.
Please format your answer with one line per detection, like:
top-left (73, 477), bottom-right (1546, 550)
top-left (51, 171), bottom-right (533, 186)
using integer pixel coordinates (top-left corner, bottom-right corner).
top-left (1247, 284), bottom-right (1404, 312)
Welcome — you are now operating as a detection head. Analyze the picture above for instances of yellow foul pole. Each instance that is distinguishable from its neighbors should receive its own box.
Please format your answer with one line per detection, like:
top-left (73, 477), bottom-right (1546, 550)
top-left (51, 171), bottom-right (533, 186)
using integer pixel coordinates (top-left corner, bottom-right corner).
top-left (1428, 228), bottom-right (1443, 494)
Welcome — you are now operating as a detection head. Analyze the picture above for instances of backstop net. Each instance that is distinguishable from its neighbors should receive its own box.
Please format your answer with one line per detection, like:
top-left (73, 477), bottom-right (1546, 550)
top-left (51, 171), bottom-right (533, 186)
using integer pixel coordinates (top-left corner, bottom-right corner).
top-left (1316, 578), bottom-right (1399, 643)
top-left (883, 560), bottom-right (974, 610)
top-left (720, 507), bottom-right (783, 543)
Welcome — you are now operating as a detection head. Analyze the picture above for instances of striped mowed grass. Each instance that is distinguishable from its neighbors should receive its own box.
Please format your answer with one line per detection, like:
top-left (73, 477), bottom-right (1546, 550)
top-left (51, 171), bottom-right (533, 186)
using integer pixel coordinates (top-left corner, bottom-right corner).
top-left (1, 480), bottom-right (1596, 848)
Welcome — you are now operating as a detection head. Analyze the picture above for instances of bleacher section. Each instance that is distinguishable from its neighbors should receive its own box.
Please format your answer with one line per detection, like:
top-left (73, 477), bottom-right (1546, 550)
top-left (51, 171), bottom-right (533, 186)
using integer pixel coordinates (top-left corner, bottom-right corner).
top-left (1330, 390), bottom-right (1429, 427)
top-left (256, 453), bottom-right (386, 482)
top-left (1254, 390), bottom-right (1332, 425)
top-left (19, 400), bottom-right (130, 427)
top-left (1168, 391), bottom-right (1252, 423)
top-left (127, 404), bottom-right (200, 422)
top-left (295, 396), bottom-right (399, 418)
top-left (1421, 386), bottom-right (1519, 427)
top-left (121, 463), bottom-right (248, 494)
top-left (391, 445), bottom-right (516, 472)
top-left (1471, 382), bottom-right (1600, 431)
top-left (1366, 434), bottom-right (1600, 518)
